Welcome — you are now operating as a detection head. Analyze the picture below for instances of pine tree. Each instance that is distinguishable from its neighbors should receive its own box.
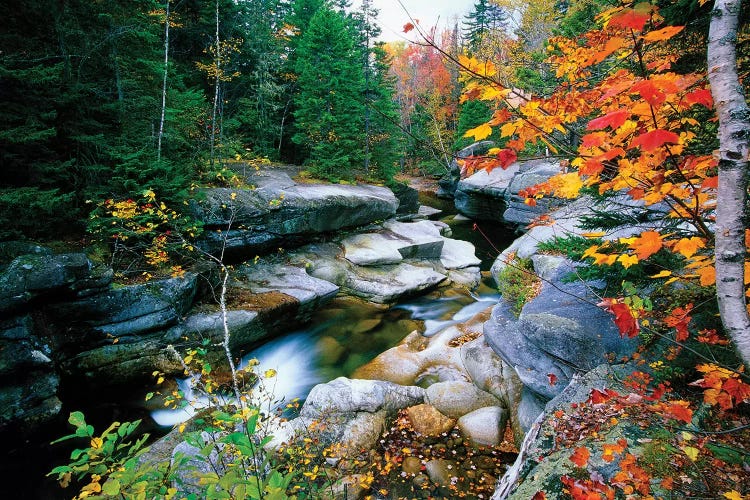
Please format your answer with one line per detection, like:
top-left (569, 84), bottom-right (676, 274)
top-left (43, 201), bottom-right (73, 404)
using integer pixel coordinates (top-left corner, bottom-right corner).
top-left (454, 99), bottom-right (500, 150)
top-left (292, 6), bottom-right (365, 180)
top-left (464, 0), bottom-right (508, 54)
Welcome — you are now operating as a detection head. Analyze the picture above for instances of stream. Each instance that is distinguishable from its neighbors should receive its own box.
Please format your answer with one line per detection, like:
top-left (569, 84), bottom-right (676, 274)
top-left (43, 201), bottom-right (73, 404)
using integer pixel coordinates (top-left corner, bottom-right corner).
top-left (151, 196), bottom-right (517, 427)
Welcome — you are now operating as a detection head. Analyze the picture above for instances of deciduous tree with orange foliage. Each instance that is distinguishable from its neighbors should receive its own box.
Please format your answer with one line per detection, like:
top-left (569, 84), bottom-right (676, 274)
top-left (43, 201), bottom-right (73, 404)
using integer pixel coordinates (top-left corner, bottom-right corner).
top-left (460, 1), bottom-right (750, 369)
top-left (452, 1), bottom-right (750, 496)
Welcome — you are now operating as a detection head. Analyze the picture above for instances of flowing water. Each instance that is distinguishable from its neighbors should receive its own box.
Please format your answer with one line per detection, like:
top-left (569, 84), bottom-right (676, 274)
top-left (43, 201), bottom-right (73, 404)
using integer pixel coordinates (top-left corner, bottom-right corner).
top-left (151, 196), bottom-right (517, 427)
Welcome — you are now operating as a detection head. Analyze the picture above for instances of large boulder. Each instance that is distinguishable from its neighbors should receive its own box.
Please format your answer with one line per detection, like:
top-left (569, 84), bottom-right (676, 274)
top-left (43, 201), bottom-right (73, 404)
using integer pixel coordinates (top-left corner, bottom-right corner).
top-left (192, 179), bottom-right (399, 259)
top-left (45, 274), bottom-right (199, 340)
top-left (484, 259), bottom-right (639, 422)
top-left (0, 315), bottom-right (61, 433)
top-left (270, 377), bottom-right (425, 454)
top-left (0, 253), bottom-right (105, 315)
top-left (502, 159), bottom-right (564, 227)
top-left (454, 162), bottom-right (521, 221)
top-left (437, 141), bottom-right (496, 199)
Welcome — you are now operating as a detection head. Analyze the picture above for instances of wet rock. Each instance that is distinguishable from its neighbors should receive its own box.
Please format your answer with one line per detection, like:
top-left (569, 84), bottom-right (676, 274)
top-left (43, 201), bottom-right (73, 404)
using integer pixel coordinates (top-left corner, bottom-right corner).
top-left (405, 404), bottom-right (456, 437)
top-left (0, 252), bottom-right (95, 314)
top-left (425, 381), bottom-right (501, 419)
top-left (192, 183), bottom-right (399, 260)
top-left (424, 458), bottom-right (459, 486)
top-left (440, 238), bottom-right (482, 269)
top-left (402, 456), bottom-right (423, 475)
top-left (502, 159), bottom-right (563, 226)
top-left (457, 406), bottom-right (508, 446)
top-left (484, 262), bottom-right (639, 401)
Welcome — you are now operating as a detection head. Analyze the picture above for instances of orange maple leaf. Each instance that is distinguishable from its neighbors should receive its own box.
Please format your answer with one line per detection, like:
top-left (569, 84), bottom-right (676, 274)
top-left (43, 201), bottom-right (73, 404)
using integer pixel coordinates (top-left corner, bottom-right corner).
top-left (602, 439), bottom-right (628, 462)
top-left (662, 400), bottom-right (693, 423)
top-left (672, 237), bottom-right (706, 258)
top-left (642, 25), bottom-right (684, 42)
top-left (570, 447), bottom-right (590, 467)
top-left (629, 231), bottom-right (663, 260)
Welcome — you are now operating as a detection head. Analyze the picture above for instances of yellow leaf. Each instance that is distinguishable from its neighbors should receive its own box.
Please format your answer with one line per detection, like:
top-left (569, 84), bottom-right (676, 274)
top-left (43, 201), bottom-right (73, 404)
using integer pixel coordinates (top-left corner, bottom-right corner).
top-left (723, 491), bottom-right (745, 500)
top-left (157, 376), bottom-right (165, 385)
top-left (617, 254), bottom-right (639, 269)
top-left (681, 431), bottom-right (694, 441)
top-left (650, 270), bottom-right (672, 278)
top-left (681, 445), bottom-right (699, 461)
top-left (581, 231), bottom-right (606, 238)
top-left (178, 423), bottom-right (186, 433)
top-left (464, 123), bottom-right (493, 141)
top-left (673, 237), bottom-right (705, 259)
top-left (90, 437), bottom-right (103, 450)
top-left (264, 368), bottom-right (277, 378)
top-left (552, 172), bottom-right (583, 198)
top-left (697, 265), bottom-right (716, 286)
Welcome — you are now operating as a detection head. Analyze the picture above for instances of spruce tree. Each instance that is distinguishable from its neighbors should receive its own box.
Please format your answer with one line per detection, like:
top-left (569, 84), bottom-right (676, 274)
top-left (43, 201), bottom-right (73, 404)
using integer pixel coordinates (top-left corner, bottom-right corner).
top-left (464, 0), bottom-right (508, 54)
top-left (292, 7), bottom-right (365, 181)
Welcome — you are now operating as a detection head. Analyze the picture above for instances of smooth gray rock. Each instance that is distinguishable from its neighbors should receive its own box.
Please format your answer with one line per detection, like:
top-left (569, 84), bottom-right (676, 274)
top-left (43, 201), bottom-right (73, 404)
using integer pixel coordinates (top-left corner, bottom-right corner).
top-left (485, 261), bottom-right (639, 400)
top-left (425, 380), bottom-right (501, 419)
top-left (383, 220), bottom-right (445, 260)
top-left (502, 159), bottom-right (564, 226)
top-left (342, 232), bottom-right (406, 266)
top-left (440, 238), bottom-right (482, 269)
top-left (0, 253), bottom-right (95, 314)
top-left (454, 162), bottom-right (521, 221)
top-left (457, 406), bottom-right (509, 446)
top-left (343, 263), bottom-right (447, 303)
top-left (46, 274), bottom-right (198, 338)
top-left (301, 377), bottom-right (425, 418)
top-left (234, 262), bottom-right (339, 308)
top-left (192, 182), bottom-right (399, 259)
top-left (391, 182), bottom-right (420, 215)
top-left (437, 141), bottom-right (496, 199)
top-left (273, 377), bottom-right (426, 454)
top-left (0, 315), bottom-right (61, 432)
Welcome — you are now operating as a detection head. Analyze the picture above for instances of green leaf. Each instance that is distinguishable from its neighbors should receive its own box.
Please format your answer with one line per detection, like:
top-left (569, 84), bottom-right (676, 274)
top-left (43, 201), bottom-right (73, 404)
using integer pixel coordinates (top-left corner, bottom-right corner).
top-left (68, 411), bottom-right (87, 429)
top-left (102, 478), bottom-right (121, 496)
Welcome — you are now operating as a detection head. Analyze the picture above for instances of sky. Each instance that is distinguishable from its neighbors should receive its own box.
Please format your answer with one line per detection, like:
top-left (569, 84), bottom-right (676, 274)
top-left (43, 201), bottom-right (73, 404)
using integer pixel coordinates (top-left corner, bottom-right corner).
top-left (355, 0), bottom-right (476, 42)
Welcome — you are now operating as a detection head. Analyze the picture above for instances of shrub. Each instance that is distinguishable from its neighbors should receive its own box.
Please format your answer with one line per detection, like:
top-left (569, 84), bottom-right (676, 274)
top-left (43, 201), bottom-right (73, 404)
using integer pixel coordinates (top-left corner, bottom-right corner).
top-left (496, 256), bottom-right (541, 317)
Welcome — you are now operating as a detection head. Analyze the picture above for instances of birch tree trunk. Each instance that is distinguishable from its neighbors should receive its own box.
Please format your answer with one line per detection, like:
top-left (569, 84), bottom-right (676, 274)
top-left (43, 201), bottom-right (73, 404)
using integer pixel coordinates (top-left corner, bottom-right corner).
top-left (707, 0), bottom-right (750, 365)
top-left (157, 0), bottom-right (170, 162)
top-left (210, 0), bottom-right (221, 167)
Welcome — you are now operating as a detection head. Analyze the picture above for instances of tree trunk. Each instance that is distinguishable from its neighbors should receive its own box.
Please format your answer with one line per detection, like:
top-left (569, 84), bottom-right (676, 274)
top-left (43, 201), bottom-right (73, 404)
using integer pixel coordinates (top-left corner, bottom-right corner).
top-left (210, 0), bottom-right (221, 166)
top-left (707, 0), bottom-right (750, 365)
top-left (157, 0), bottom-right (170, 162)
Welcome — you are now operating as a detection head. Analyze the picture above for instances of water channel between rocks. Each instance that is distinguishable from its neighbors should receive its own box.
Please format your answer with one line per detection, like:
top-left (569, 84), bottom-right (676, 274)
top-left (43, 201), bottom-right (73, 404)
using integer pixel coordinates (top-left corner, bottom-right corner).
top-left (152, 193), bottom-right (518, 427)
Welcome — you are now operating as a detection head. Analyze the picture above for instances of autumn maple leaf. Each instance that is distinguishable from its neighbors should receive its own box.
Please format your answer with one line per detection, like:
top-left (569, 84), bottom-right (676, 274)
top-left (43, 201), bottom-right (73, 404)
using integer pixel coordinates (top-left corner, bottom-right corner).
top-left (569, 447), bottom-right (590, 467)
top-left (629, 230), bottom-right (663, 260)
top-left (599, 298), bottom-right (640, 337)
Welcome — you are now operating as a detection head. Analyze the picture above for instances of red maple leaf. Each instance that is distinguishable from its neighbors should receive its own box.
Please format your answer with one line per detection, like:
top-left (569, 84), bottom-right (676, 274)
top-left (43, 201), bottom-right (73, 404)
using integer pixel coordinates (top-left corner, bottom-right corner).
top-left (629, 129), bottom-right (680, 152)
top-left (497, 148), bottom-right (518, 169)
top-left (599, 299), bottom-right (640, 338)
top-left (586, 109), bottom-right (630, 131)
top-left (684, 88), bottom-right (713, 108)
top-left (548, 373), bottom-right (558, 386)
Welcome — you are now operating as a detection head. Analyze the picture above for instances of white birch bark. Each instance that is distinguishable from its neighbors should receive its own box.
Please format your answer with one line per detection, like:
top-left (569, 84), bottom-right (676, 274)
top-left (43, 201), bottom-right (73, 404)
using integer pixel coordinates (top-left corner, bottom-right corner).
top-left (157, 0), bottom-right (170, 162)
top-left (707, 0), bottom-right (750, 365)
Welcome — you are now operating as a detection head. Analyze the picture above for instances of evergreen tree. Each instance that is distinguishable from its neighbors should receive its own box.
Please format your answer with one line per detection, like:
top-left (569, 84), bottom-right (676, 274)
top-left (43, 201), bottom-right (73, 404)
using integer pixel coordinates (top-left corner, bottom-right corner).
top-left (292, 7), bottom-right (365, 180)
top-left (367, 44), bottom-right (402, 181)
top-left (454, 99), bottom-right (500, 150)
top-left (464, 0), bottom-right (508, 54)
